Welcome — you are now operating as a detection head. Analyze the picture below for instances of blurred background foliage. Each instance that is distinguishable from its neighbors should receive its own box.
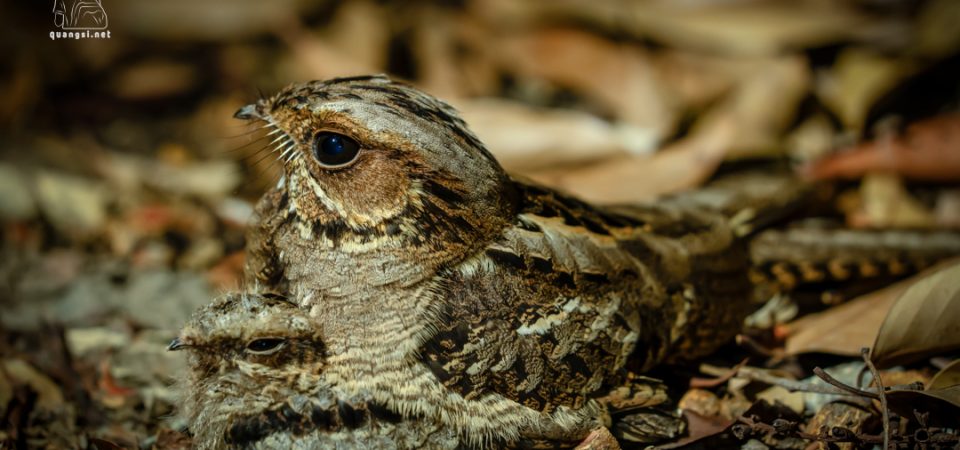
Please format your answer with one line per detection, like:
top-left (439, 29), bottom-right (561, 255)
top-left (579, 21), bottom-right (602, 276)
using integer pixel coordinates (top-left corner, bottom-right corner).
top-left (1, 0), bottom-right (959, 448)
top-left (3, 0), bottom-right (960, 203)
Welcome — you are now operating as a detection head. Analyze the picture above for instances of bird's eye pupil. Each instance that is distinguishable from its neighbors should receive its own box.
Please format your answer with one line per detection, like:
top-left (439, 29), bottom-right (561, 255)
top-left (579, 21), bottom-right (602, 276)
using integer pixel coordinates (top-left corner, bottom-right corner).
top-left (246, 338), bottom-right (285, 354)
top-left (312, 132), bottom-right (360, 167)
top-left (323, 136), bottom-right (345, 154)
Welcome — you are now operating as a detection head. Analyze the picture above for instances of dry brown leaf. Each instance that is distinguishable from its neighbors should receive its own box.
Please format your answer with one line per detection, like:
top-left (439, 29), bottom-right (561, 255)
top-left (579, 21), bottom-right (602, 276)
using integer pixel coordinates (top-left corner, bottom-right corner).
top-left (526, 113), bottom-right (735, 203)
top-left (656, 411), bottom-right (733, 450)
top-left (788, 259), bottom-right (960, 358)
top-left (785, 259), bottom-right (960, 357)
top-left (922, 384), bottom-right (960, 408)
top-left (858, 173), bottom-right (936, 229)
top-left (0, 163), bottom-right (36, 220)
top-left (886, 386), bottom-right (960, 426)
top-left (275, 19), bottom-right (379, 81)
top-left (110, 0), bottom-right (306, 39)
top-left (206, 251), bottom-right (246, 291)
top-left (1, 359), bottom-right (65, 410)
top-left (652, 50), bottom-right (742, 111)
top-left (34, 171), bottom-right (108, 237)
top-left (469, 0), bottom-right (882, 57)
top-left (696, 55), bottom-right (809, 160)
top-left (446, 13), bottom-right (506, 98)
top-left (804, 113), bottom-right (960, 182)
top-left (935, 190), bottom-right (960, 227)
top-left (66, 328), bottom-right (129, 358)
top-left (622, 2), bottom-right (870, 57)
top-left (410, 6), bottom-right (466, 100)
top-left (679, 389), bottom-right (723, 418)
top-left (872, 261), bottom-right (960, 368)
top-left (530, 79), bottom-right (811, 202)
top-left (573, 427), bottom-right (621, 450)
top-left (99, 152), bottom-right (241, 199)
top-left (110, 60), bottom-right (197, 100)
top-left (664, 400), bottom-right (799, 449)
top-left (785, 114), bottom-right (838, 163)
top-left (456, 99), bottom-right (656, 172)
top-left (929, 359), bottom-right (960, 390)
top-left (321, 1), bottom-right (390, 76)
top-left (495, 28), bottom-right (676, 136)
top-left (816, 49), bottom-right (909, 131)
top-left (879, 369), bottom-right (930, 392)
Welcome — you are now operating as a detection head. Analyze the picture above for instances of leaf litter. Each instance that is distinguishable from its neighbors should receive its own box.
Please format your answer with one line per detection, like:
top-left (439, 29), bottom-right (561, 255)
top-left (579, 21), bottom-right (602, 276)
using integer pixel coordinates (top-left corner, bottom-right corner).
top-left (3, 0), bottom-right (960, 448)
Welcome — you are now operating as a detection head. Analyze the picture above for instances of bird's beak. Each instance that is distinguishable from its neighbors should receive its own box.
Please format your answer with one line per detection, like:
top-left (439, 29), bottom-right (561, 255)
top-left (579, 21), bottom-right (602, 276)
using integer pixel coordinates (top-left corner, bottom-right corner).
top-left (234, 103), bottom-right (261, 120)
top-left (167, 337), bottom-right (188, 351)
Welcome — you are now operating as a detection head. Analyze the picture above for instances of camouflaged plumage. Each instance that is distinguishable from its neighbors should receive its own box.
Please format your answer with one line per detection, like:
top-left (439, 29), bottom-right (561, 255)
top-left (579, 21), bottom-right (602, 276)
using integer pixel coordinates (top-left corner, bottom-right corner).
top-left (237, 75), bottom-right (752, 447)
top-left (176, 75), bottom-right (960, 449)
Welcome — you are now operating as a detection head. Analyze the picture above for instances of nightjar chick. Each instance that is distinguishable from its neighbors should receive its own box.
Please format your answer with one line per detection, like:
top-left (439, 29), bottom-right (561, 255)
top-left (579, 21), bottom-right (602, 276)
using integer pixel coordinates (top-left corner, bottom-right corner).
top-left (236, 74), bottom-right (753, 447)
top-left (171, 292), bottom-right (460, 450)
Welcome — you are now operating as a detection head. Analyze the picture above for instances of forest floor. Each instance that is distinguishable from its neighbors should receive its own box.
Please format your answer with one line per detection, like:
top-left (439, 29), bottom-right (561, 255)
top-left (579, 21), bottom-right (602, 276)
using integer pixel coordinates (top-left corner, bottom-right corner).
top-left (2, 1), bottom-right (960, 448)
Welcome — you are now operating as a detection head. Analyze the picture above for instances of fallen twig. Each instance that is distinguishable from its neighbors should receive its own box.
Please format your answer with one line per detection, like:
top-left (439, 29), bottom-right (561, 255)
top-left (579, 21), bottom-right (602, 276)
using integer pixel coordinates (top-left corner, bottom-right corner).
top-left (711, 364), bottom-right (922, 399)
top-left (811, 367), bottom-right (879, 399)
top-left (732, 366), bottom-right (874, 397)
top-left (691, 358), bottom-right (749, 389)
top-left (735, 334), bottom-right (780, 360)
top-left (861, 347), bottom-right (890, 450)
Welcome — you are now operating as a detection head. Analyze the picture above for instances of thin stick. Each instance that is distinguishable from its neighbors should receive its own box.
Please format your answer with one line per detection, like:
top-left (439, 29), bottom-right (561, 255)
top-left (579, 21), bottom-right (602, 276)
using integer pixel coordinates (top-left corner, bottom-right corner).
top-left (812, 367), bottom-right (880, 399)
top-left (705, 364), bottom-right (919, 399)
top-left (861, 347), bottom-right (890, 450)
top-left (691, 358), bottom-right (749, 388)
top-left (735, 334), bottom-right (779, 359)
top-left (737, 367), bottom-right (868, 397)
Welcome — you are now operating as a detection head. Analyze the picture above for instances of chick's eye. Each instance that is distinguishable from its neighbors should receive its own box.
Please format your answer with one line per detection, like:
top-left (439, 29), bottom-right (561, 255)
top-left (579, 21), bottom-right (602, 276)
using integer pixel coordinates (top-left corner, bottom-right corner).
top-left (312, 132), bottom-right (360, 167)
top-left (245, 338), bottom-right (286, 355)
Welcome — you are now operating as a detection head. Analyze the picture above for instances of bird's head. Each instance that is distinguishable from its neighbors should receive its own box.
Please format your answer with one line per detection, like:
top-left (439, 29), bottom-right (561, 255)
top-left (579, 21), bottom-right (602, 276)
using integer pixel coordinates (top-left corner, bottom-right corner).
top-left (171, 292), bottom-right (328, 447)
top-left (235, 75), bottom-right (516, 254)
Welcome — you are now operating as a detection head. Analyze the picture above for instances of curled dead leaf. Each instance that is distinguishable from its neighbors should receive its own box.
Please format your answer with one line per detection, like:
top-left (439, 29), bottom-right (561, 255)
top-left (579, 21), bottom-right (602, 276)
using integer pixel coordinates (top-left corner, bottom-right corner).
top-left (857, 173), bottom-right (936, 229)
top-left (457, 99), bottom-right (656, 172)
top-left (928, 358), bottom-right (960, 391)
top-left (871, 261), bottom-right (960, 368)
top-left (528, 113), bottom-right (736, 203)
top-left (785, 280), bottom-right (905, 356)
top-left (804, 113), bottom-right (960, 182)
top-left (1, 359), bottom-right (65, 411)
top-left (494, 27), bottom-right (676, 135)
top-left (885, 385), bottom-right (960, 427)
top-left (574, 427), bottom-right (621, 450)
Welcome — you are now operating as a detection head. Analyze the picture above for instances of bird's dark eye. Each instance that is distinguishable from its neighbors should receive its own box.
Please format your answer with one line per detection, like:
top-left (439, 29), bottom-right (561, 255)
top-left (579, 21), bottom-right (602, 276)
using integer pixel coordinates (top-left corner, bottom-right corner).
top-left (312, 132), bottom-right (361, 167)
top-left (245, 338), bottom-right (286, 355)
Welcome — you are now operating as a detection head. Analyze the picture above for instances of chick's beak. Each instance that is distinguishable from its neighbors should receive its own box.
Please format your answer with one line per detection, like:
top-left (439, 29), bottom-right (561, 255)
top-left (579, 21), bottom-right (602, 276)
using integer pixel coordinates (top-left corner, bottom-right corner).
top-left (167, 337), bottom-right (188, 351)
